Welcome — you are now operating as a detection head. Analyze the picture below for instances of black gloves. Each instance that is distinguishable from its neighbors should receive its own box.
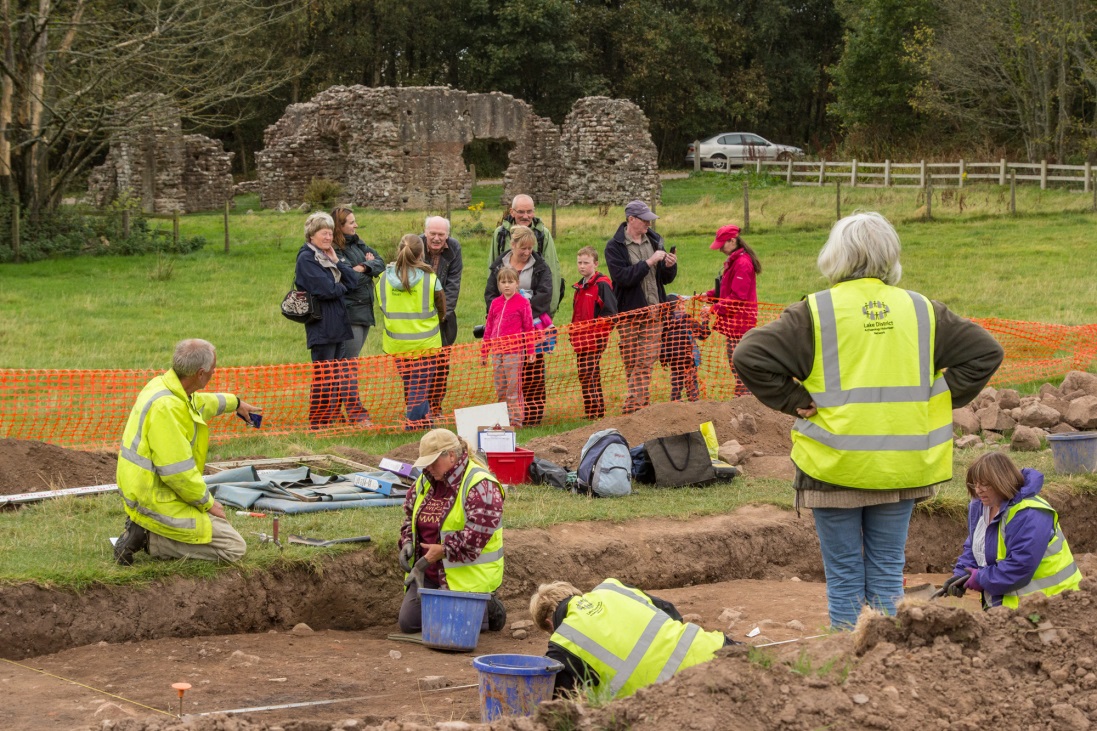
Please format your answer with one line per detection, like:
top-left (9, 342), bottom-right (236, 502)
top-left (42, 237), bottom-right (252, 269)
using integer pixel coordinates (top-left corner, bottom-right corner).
top-left (932, 573), bottom-right (968, 599)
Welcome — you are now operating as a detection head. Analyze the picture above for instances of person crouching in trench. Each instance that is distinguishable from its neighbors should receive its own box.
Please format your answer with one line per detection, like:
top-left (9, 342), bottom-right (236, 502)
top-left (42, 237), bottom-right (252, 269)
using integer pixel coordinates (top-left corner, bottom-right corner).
top-left (529, 579), bottom-right (736, 700)
top-left (397, 429), bottom-right (507, 632)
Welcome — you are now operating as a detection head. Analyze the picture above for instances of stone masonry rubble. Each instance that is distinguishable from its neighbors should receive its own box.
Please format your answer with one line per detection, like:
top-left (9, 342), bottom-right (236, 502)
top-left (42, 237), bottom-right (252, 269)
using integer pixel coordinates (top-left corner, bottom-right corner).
top-left (88, 94), bottom-right (234, 214)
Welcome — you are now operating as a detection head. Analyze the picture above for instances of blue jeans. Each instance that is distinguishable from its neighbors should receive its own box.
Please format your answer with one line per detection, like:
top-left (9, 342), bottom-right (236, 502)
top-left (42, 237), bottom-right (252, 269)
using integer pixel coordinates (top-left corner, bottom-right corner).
top-left (396, 356), bottom-right (436, 425)
top-left (812, 499), bottom-right (915, 629)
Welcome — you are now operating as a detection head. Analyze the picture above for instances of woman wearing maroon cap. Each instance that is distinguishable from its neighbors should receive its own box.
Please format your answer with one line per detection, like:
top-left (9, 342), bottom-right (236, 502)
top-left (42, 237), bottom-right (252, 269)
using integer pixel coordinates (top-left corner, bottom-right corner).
top-left (704, 224), bottom-right (761, 397)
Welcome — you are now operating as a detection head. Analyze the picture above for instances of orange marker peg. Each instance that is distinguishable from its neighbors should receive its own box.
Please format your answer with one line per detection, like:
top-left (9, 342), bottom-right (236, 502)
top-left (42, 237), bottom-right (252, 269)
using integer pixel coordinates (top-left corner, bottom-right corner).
top-left (236, 511), bottom-right (267, 518)
top-left (171, 682), bottom-right (191, 717)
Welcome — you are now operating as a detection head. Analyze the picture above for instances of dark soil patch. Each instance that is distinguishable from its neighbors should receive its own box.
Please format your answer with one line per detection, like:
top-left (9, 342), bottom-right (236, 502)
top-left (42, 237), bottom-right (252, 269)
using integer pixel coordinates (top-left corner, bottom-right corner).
top-left (0, 438), bottom-right (117, 495)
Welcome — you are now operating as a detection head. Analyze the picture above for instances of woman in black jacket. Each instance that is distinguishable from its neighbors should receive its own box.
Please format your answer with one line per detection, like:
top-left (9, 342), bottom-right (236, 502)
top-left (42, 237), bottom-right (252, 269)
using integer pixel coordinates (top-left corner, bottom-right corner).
top-left (294, 211), bottom-right (360, 429)
top-left (484, 226), bottom-right (553, 425)
top-left (332, 205), bottom-right (385, 423)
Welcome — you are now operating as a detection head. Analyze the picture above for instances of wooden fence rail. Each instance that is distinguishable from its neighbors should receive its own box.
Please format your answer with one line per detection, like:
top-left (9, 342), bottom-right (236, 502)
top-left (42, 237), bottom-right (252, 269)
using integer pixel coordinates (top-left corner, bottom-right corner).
top-left (748, 158), bottom-right (1095, 191)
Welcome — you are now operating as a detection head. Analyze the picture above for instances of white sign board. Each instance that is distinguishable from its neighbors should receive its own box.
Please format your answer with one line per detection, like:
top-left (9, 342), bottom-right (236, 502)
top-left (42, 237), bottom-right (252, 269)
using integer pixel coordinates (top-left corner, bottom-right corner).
top-left (453, 402), bottom-right (510, 447)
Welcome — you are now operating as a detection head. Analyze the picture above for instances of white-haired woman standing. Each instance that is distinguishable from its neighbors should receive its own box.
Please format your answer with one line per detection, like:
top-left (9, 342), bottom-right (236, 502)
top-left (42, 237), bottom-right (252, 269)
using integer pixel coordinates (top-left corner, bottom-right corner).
top-left (295, 211), bottom-right (360, 429)
top-left (734, 212), bottom-right (1003, 629)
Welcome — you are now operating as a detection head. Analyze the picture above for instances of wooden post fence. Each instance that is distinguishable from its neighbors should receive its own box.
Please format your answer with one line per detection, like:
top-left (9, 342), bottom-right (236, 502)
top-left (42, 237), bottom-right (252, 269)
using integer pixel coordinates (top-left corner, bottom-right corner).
top-left (999, 159), bottom-right (1007, 186)
top-left (1010, 170), bottom-right (1016, 215)
top-left (172, 209), bottom-right (179, 249)
top-left (742, 180), bottom-right (750, 232)
top-left (959, 159), bottom-right (965, 188)
top-left (551, 191), bottom-right (557, 238)
top-left (835, 180), bottom-right (841, 221)
top-left (1092, 168), bottom-right (1096, 212)
top-left (786, 157), bottom-right (793, 184)
top-left (1085, 161), bottom-right (1092, 194)
top-left (851, 159), bottom-right (858, 187)
top-left (924, 175), bottom-right (933, 221)
top-left (884, 160), bottom-right (892, 187)
top-left (223, 200), bottom-right (231, 253)
top-left (693, 141), bottom-right (701, 174)
top-left (1040, 160), bottom-right (1048, 190)
top-left (818, 160), bottom-right (826, 185)
top-left (445, 193), bottom-right (451, 222)
top-left (470, 163), bottom-right (477, 191)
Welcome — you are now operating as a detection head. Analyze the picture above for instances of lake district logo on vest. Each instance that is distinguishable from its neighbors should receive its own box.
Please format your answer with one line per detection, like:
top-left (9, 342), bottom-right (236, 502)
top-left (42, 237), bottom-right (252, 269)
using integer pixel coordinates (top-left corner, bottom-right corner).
top-left (861, 300), bottom-right (893, 334)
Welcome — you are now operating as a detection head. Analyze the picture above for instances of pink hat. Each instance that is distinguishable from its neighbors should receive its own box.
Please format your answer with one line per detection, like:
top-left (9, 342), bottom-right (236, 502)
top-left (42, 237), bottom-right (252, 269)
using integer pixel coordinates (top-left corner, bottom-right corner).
top-left (710, 225), bottom-right (740, 250)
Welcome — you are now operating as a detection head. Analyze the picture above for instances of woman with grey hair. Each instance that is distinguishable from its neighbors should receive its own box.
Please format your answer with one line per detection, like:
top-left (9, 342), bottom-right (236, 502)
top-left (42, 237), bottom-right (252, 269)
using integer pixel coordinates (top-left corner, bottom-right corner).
top-left (295, 211), bottom-right (360, 429)
top-left (733, 211), bottom-right (1003, 629)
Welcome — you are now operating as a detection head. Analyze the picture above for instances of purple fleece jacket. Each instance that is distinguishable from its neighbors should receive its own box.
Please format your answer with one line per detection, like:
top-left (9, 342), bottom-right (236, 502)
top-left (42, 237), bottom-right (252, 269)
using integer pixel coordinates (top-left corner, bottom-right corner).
top-left (953, 468), bottom-right (1055, 606)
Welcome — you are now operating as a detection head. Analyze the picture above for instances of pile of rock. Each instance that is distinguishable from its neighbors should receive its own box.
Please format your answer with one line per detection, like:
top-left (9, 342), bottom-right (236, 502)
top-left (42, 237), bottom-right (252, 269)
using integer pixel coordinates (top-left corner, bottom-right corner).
top-left (953, 371), bottom-right (1097, 451)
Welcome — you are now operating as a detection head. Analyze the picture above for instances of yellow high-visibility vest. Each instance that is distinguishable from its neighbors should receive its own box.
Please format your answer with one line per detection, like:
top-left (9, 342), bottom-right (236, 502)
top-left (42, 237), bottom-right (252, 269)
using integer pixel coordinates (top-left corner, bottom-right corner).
top-left (998, 497), bottom-right (1081, 608)
top-left (791, 278), bottom-right (953, 489)
top-left (116, 370), bottom-right (237, 543)
top-left (376, 272), bottom-right (442, 354)
top-left (410, 462), bottom-right (505, 593)
top-left (549, 579), bottom-right (726, 699)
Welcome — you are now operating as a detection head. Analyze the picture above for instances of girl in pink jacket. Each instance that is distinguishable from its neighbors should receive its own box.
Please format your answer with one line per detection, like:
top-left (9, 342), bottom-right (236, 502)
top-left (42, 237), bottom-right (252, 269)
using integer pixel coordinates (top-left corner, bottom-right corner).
top-left (704, 224), bottom-right (761, 397)
top-left (482, 267), bottom-right (536, 426)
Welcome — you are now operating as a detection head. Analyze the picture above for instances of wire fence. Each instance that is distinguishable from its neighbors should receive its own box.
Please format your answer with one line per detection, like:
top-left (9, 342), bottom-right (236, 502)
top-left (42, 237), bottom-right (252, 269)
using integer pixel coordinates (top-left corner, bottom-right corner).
top-left (2, 298), bottom-right (1094, 450)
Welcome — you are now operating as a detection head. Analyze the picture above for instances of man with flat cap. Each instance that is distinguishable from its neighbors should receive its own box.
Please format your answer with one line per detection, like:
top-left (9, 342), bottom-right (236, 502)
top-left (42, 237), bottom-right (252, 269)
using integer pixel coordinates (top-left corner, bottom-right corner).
top-left (604, 200), bottom-right (677, 414)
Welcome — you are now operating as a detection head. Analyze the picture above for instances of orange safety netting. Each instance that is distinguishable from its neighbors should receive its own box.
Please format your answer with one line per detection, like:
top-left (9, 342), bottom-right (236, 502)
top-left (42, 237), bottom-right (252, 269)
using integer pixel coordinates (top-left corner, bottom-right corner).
top-left (2, 299), bottom-right (1095, 450)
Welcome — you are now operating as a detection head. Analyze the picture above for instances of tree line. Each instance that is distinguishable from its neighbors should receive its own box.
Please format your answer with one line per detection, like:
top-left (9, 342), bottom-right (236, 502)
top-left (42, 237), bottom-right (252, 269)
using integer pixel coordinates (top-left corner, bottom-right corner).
top-left (2, 0), bottom-right (1097, 221)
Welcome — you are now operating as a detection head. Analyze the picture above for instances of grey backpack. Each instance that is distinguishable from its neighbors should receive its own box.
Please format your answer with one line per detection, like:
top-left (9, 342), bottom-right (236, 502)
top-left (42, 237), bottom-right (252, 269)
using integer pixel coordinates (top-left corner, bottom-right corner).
top-left (577, 429), bottom-right (632, 498)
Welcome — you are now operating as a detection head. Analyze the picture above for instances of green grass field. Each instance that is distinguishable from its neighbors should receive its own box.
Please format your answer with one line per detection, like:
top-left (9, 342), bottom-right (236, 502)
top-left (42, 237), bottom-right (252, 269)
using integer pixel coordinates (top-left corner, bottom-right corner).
top-left (1, 175), bottom-right (1095, 370)
top-left (2, 174), bottom-right (1096, 588)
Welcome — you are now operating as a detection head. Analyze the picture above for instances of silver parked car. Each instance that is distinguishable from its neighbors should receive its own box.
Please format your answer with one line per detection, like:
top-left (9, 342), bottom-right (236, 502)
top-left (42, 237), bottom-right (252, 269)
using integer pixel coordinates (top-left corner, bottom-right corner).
top-left (685, 133), bottom-right (804, 169)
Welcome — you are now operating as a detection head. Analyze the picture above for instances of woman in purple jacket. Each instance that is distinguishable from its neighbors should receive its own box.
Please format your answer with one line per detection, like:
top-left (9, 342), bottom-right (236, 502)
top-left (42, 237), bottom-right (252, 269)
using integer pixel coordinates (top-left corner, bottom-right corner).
top-left (940, 452), bottom-right (1082, 608)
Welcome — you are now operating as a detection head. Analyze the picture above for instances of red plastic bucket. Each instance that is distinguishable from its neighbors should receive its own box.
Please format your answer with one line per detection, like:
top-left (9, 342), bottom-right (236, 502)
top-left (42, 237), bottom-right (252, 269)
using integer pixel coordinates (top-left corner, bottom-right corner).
top-left (485, 448), bottom-right (535, 484)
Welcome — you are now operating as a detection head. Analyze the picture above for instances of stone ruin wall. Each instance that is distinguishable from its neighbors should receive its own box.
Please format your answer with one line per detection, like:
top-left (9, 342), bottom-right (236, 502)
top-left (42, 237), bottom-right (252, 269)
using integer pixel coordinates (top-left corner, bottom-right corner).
top-left (182, 135), bottom-right (235, 213)
top-left (257, 86), bottom-right (659, 211)
top-left (559, 96), bottom-right (661, 207)
top-left (256, 86), bottom-right (557, 211)
top-left (88, 94), bottom-right (234, 214)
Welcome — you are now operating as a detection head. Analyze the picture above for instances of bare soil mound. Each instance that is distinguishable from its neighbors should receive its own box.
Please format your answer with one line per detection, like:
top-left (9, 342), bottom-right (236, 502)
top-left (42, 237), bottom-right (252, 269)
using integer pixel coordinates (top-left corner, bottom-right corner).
top-left (384, 398), bottom-right (793, 469)
top-left (0, 438), bottom-right (116, 495)
top-left (524, 397), bottom-right (794, 469)
top-left (557, 557), bottom-right (1097, 731)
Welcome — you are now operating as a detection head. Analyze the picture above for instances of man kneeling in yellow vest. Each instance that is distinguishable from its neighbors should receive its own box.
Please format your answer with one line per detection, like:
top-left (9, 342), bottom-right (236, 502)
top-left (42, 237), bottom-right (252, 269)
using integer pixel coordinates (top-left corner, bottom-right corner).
top-left (113, 339), bottom-right (261, 566)
top-left (530, 579), bottom-right (736, 699)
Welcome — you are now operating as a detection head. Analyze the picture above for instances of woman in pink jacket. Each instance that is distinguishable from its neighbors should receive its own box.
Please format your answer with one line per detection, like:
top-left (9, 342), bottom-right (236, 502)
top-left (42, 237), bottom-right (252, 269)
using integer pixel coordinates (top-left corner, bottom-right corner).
top-left (481, 266), bottom-right (537, 426)
top-left (704, 224), bottom-right (761, 397)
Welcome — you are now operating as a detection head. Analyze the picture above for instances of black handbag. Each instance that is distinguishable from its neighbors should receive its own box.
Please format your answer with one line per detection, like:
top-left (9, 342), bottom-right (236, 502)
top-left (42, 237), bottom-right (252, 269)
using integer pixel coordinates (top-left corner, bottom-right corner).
top-left (281, 279), bottom-right (320, 324)
top-left (643, 431), bottom-right (716, 487)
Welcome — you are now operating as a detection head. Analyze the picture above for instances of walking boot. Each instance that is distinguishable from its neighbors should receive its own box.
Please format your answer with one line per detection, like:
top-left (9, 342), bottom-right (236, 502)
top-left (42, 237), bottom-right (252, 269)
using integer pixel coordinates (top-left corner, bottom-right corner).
top-left (113, 518), bottom-right (150, 566)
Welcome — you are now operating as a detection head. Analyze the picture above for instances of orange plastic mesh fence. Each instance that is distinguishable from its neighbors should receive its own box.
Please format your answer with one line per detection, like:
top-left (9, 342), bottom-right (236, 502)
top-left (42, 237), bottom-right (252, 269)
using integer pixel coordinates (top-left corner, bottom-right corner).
top-left (2, 299), bottom-right (1095, 450)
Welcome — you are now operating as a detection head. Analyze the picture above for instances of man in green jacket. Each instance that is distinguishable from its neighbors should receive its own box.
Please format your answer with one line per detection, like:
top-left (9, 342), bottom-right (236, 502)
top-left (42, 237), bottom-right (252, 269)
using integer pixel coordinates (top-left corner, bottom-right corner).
top-left (490, 194), bottom-right (563, 315)
top-left (113, 339), bottom-right (261, 566)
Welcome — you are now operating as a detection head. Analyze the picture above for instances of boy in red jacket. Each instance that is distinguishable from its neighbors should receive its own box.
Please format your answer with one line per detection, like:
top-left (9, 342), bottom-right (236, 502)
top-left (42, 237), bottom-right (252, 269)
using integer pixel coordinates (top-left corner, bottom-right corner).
top-left (569, 247), bottom-right (618, 419)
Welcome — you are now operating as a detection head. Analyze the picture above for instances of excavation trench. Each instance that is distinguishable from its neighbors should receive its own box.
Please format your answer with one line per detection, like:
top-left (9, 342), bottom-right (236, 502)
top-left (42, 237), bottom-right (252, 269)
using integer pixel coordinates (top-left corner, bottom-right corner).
top-left (5, 491), bottom-right (1097, 662)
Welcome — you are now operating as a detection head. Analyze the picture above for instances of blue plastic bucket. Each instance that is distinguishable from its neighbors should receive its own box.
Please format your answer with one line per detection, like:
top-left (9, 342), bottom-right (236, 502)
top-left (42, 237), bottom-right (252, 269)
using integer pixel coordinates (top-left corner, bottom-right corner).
top-left (419, 588), bottom-right (490, 652)
top-left (472, 654), bottom-right (565, 722)
top-left (1047, 433), bottom-right (1097, 474)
